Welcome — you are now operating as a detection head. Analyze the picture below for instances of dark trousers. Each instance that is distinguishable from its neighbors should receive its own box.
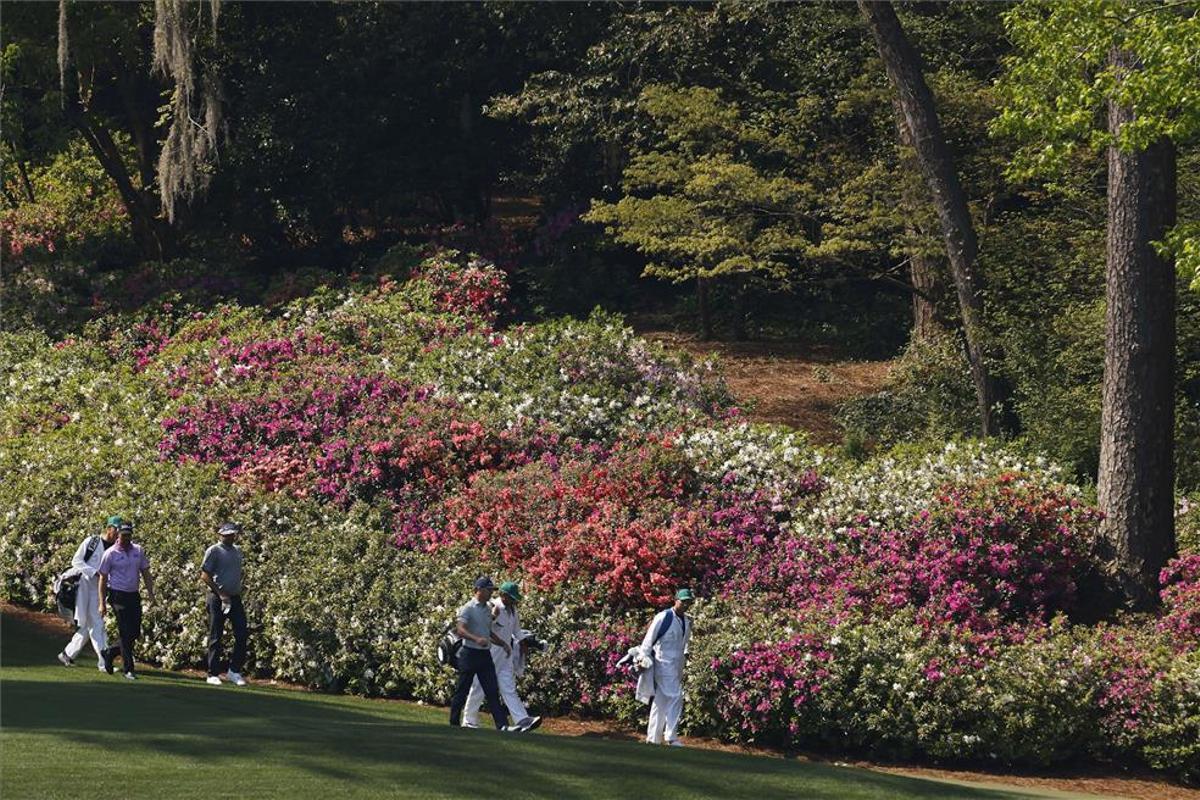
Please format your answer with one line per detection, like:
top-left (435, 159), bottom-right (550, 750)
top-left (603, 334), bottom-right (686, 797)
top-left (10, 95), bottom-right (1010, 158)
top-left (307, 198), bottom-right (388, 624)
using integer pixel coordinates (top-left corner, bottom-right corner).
top-left (449, 647), bottom-right (507, 730)
top-left (206, 592), bottom-right (248, 676)
top-left (105, 590), bottom-right (141, 674)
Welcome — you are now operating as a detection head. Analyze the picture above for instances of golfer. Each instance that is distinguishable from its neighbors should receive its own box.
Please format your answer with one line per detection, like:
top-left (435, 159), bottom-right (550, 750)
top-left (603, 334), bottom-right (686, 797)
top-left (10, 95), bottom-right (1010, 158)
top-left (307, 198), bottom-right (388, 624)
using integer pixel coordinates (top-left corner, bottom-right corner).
top-left (97, 521), bottom-right (155, 680)
top-left (201, 521), bottom-right (249, 686)
top-left (462, 580), bottom-right (541, 732)
top-left (449, 577), bottom-right (516, 731)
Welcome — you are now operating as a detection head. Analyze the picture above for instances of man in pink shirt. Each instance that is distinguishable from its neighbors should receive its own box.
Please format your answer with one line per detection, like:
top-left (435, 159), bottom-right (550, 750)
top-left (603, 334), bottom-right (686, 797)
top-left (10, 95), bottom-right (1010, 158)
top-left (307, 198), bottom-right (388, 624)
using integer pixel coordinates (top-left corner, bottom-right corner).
top-left (97, 521), bottom-right (156, 680)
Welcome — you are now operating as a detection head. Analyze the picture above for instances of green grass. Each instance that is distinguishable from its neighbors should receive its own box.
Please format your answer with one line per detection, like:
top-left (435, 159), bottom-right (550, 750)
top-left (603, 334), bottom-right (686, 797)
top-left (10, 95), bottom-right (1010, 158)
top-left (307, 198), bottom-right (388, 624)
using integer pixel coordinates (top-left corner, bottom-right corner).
top-left (0, 610), bottom-right (1095, 799)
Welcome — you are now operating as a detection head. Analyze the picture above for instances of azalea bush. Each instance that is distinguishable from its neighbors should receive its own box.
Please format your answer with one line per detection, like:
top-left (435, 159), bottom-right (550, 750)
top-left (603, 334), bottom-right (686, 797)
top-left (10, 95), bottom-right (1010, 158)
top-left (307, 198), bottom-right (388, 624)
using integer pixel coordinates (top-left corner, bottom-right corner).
top-left (726, 474), bottom-right (1097, 638)
top-left (1159, 554), bottom-right (1200, 647)
top-left (2, 250), bottom-right (1197, 781)
top-left (434, 437), bottom-right (799, 607)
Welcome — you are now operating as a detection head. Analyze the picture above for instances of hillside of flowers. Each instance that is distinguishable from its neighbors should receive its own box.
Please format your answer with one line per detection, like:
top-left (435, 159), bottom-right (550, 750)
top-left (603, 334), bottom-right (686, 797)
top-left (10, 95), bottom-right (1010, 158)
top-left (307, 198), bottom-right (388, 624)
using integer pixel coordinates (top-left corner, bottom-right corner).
top-left (1, 249), bottom-right (1197, 781)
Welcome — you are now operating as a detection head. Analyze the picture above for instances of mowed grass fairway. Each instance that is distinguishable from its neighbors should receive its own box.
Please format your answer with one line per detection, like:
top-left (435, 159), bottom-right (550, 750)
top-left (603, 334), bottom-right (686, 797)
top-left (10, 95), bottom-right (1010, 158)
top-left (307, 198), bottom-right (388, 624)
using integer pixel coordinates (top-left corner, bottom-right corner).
top-left (1, 611), bottom-right (1096, 800)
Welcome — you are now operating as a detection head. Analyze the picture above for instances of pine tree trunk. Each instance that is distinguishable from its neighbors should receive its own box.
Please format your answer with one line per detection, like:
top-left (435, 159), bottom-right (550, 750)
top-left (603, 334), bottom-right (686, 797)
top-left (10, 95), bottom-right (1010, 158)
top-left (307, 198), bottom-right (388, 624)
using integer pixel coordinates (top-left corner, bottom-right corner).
top-left (909, 252), bottom-right (942, 342)
top-left (1096, 49), bottom-right (1177, 609)
top-left (859, 1), bottom-right (996, 434)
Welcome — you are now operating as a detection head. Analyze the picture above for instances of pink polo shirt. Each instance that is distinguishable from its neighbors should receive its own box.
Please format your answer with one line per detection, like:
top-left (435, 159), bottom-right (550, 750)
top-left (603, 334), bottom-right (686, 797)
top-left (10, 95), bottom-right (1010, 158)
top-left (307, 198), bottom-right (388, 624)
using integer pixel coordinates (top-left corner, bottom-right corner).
top-left (98, 543), bottom-right (150, 592)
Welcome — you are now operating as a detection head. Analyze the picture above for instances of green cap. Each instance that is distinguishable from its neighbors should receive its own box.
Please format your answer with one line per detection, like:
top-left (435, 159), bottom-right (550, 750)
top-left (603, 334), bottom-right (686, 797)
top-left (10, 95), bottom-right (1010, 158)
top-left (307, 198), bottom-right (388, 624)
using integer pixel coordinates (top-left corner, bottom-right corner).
top-left (498, 580), bottom-right (521, 601)
top-left (105, 515), bottom-right (124, 528)
top-left (675, 588), bottom-right (695, 601)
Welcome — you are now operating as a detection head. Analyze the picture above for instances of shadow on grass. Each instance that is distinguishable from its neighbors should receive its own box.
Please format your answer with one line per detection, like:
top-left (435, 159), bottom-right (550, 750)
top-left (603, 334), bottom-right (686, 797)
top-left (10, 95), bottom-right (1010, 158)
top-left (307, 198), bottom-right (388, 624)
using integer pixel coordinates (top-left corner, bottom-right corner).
top-left (2, 610), bottom-right (1037, 799)
top-left (1, 608), bottom-right (77, 667)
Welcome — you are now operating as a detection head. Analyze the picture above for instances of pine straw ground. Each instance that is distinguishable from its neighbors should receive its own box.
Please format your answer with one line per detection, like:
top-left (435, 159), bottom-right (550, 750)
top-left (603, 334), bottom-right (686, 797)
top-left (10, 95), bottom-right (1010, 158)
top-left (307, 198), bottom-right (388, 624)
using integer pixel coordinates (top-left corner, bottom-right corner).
top-left (636, 329), bottom-right (895, 444)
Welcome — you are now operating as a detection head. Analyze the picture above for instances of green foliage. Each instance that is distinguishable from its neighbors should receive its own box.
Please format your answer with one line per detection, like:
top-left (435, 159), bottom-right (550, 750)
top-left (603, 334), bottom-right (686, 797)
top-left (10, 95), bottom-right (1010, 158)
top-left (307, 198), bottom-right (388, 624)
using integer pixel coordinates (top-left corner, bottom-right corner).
top-left (994, 0), bottom-right (1200, 283)
top-left (1138, 648), bottom-right (1200, 782)
top-left (584, 85), bottom-right (816, 287)
top-left (837, 335), bottom-right (978, 449)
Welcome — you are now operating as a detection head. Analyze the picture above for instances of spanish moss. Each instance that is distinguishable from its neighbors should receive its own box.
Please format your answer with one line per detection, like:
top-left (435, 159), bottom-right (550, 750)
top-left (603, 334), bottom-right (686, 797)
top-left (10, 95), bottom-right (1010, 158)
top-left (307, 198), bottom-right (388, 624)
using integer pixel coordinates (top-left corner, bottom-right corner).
top-left (153, 0), bottom-right (223, 222)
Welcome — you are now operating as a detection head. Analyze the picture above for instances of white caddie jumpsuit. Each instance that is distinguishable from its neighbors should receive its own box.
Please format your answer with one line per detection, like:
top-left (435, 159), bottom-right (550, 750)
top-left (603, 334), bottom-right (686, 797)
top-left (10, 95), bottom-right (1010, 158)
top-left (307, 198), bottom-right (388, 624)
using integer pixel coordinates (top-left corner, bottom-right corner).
top-left (463, 598), bottom-right (530, 726)
top-left (642, 608), bottom-right (690, 745)
top-left (63, 535), bottom-right (109, 668)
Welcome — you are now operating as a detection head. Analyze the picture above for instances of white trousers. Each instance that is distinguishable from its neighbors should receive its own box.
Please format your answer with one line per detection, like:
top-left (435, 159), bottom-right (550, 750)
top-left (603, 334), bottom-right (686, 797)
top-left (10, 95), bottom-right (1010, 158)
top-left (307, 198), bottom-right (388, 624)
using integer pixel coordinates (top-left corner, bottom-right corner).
top-left (64, 605), bottom-right (108, 666)
top-left (646, 688), bottom-right (683, 744)
top-left (463, 649), bottom-right (528, 725)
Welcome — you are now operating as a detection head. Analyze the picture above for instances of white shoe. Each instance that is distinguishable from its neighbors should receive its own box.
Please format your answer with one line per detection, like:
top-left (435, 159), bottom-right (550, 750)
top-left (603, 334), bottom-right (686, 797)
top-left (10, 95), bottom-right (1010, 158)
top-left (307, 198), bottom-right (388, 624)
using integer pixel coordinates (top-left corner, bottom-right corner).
top-left (667, 740), bottom-right (685, 747)
top-left (97, 664), bottom-right (107, 672)
top-left (123, 672), bottom-right (138, 681)
top-left (57, 652), bottom-right (74, 667)
top-left (461, 722), bottom-right (479, 729)
top-left (226, 670), bottom-right (247, 686)
top-left (206, 675), bottom-right (223, 685)
top-left (519, 716), bottom-right (542, 732)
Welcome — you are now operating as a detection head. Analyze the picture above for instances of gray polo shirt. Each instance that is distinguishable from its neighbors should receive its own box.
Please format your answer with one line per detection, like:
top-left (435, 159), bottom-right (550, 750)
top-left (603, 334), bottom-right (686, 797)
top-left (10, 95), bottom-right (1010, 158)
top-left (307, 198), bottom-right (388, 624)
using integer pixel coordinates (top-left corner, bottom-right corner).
top-left (456, 598), bottom-right (493, 650)
top-left (201, 542), bottom-right (243, 596)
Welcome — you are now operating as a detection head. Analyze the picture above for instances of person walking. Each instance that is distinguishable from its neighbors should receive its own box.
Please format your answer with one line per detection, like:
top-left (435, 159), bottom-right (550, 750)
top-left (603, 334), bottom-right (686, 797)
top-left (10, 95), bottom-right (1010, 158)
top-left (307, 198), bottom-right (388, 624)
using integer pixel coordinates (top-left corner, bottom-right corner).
top-left (641, 588), bottom-right (694, 746)
top-left (97, 521), bottom-right (155, 680)
top-left (56, 516), bottom-right (120, 670)
top-left (200, 521), bottom-right (249, 687)
top-left (448, 577), bottom-right (516, 732)
top-left (462, 580), bottom-right (541, 732)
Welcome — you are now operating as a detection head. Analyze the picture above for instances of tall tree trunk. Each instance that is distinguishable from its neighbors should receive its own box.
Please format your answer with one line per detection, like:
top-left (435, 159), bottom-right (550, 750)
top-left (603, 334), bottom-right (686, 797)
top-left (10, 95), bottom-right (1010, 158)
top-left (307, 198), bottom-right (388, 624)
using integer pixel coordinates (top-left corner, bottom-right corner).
top-left (893, 102), bottom-right (944, 343)
top-left (1096, 49), bottom-right (1177, 609)
top-left (909, 250), bottom-right (942, 342)
top-left (115, 71), bottom-right (158, 191)
top-left (859, 1), bottom-right (996, 434)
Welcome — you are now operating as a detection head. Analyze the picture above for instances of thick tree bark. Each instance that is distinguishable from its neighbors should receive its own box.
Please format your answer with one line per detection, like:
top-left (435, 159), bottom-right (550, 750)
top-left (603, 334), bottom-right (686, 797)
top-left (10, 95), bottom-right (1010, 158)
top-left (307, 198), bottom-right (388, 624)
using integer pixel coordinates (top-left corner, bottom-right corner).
top-left (859, 1), bottom-right (996, 434)
top-left (1096, 49), bottom-right (1177, 609)
top-left (893, 102), bottom-right (944, 343)
top-left (909, 250), bottom-right (943, 342)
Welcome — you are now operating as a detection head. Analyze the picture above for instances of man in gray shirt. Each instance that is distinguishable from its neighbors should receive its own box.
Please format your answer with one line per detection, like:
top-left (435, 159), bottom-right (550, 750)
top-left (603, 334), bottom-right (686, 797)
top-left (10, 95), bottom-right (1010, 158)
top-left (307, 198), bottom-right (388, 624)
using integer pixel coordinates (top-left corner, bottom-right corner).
top-left (448, 577), bottom-right (515, 731)
top-left (200, 521), bottom-right (248, 686)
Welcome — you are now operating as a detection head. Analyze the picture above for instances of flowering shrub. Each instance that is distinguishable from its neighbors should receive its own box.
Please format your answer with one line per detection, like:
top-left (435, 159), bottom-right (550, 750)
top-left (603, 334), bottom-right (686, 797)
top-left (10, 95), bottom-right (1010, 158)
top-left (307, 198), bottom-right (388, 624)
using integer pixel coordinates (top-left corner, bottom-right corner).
top-left (435, 439), bottom-right (743, 606)
top-left (425, 311), bottom-right (736, 441)
top-left (679, 422), bottom-right (825, 508)
top-left (411, 250), bottom-right (510, 324)
top-left (160, 373), bottom-right (532, 509)
top-left (796, 441), bottom-right (1071, 535)
top-left (710, 630), bottom-right (834, 741)
top-left (732, 476), bottom-right (1098, 636)
top-left (1159, 554), bottom-right (1200, 646)
top-left (2, 250), bottom-right (1198, 782)
top-left (0, 138), bottom-right (129, 267)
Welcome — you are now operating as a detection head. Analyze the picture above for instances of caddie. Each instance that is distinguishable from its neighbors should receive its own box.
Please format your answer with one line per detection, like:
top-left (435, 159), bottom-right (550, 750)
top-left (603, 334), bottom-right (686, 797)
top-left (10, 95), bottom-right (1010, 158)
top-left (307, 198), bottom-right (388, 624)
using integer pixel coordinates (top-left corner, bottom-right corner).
top-left (640, 588), bottom-right (694, 746)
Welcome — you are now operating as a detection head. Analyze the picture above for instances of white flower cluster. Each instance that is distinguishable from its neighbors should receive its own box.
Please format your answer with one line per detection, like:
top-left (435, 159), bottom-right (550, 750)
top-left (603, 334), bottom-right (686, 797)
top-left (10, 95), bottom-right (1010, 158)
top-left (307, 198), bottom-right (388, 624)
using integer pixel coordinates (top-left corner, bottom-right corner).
top-left (680, 422), bottom-right (824, 506)
top-left (794, 441), bottom-right (1070, 536)
top-left (424, 316), bottom-right (729, 441)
